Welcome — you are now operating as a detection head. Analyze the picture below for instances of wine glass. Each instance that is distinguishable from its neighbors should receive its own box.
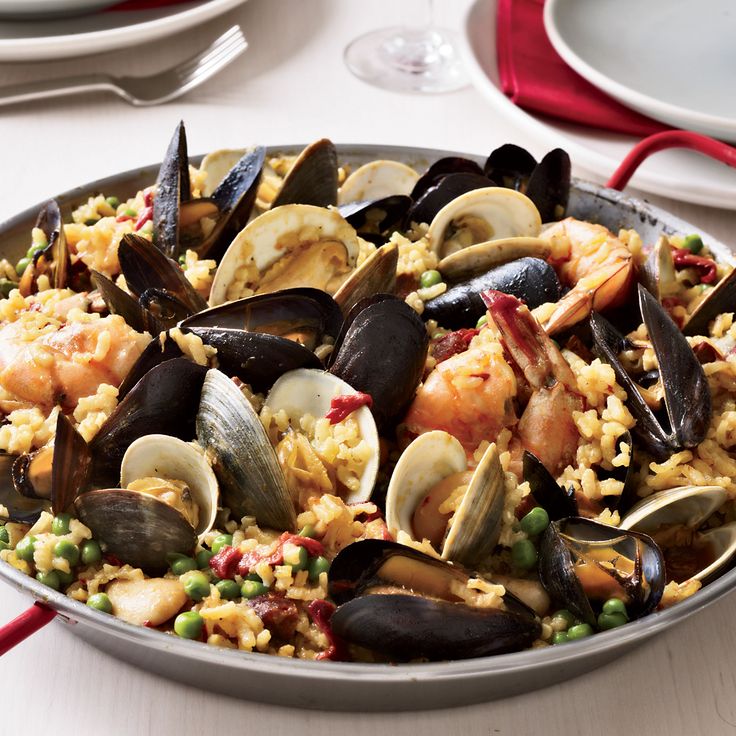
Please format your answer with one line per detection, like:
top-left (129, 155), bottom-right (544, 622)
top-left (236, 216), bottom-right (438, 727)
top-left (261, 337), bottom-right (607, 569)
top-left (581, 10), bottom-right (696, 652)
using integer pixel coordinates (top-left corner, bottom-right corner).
top-left (344, 0), bottom-right (468, 94)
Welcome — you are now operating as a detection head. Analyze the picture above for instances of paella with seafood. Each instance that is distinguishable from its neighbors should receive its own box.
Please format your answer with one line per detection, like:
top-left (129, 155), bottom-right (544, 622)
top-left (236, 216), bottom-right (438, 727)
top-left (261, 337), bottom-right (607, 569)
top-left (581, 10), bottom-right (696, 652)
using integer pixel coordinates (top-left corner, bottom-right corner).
top-left (0, 124), bottom-right (734, 662)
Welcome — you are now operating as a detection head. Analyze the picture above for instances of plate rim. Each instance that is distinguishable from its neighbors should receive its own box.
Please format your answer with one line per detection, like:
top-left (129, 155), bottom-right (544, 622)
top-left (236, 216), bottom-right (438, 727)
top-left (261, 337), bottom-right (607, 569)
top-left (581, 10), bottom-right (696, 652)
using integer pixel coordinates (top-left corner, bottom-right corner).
top-left (544, 0), bottom-right (736, 140)
top-left (1, 141), bottom-right (735, 702)
top-left (459, 0), bottom-right (736, 210)
top-left (0, 0), bottom-right (246, 61)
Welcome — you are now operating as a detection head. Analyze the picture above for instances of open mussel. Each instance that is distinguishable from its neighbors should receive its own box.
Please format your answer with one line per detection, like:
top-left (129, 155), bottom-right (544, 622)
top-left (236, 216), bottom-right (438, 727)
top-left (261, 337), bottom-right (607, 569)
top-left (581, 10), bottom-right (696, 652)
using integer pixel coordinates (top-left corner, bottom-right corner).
top-left (385, 432), bottom-right (504, 568)
top-left (620, 485), bottom-right (736, 584)
top-left (270, 139), bottom-right (338, 209)
top-left (328, 540), bottom-right (540, 661)
top-left (75, 434), bottom-right (218, 570)
top-left (591, 285), bottom-right (712, 460)
top-left (523, 451), bottom-right (578, 521)
top-left (19, 199), bottom-right (70, 296)
top-left (539, 518), bottom-right (665, 625)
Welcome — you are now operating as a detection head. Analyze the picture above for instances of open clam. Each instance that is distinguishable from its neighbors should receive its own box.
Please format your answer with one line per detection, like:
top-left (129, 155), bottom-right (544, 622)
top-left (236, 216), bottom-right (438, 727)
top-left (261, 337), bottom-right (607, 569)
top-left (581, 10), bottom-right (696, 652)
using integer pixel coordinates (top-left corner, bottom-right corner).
top-left (620, 485), bottom-right (736, 583)
top-left (208, 205), bottom-right (360, 306)
top-left (385, 431), bottom-right (505, 569)
top-left (75, 434), bottom-right (219, 569)
top-left (338, 160), bottom-right (419, 204)
top-left (328, 540), bottom-right (540, 661)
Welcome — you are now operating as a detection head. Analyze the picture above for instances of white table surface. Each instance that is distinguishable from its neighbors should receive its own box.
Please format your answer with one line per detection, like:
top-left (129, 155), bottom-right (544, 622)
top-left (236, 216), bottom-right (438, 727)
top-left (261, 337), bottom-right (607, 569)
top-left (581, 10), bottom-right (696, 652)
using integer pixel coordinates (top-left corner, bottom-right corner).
top-left (2, 0), bottom-right (736, 732)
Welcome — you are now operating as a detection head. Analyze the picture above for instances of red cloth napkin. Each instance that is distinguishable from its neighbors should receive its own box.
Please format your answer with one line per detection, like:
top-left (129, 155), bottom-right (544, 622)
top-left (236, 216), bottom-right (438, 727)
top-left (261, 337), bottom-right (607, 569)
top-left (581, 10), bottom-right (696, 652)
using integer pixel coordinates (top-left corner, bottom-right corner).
top-left (496, 0), bottom-right (668, 137)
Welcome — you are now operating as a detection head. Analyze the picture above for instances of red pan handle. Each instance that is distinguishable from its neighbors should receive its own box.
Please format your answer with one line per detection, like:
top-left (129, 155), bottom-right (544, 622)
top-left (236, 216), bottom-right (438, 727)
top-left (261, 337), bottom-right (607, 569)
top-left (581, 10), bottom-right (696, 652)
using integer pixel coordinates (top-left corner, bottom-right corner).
top-left (606, 130), bottom-right (736, 192)
top-left (0, 602), bottom-right (56, 656)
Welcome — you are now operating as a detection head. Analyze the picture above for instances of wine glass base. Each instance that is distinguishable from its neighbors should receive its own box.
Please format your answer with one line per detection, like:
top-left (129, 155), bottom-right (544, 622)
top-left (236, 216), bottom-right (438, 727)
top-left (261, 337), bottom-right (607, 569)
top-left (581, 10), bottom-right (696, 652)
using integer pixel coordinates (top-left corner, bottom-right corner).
top-left (344, 26), bottom-right (469, 94)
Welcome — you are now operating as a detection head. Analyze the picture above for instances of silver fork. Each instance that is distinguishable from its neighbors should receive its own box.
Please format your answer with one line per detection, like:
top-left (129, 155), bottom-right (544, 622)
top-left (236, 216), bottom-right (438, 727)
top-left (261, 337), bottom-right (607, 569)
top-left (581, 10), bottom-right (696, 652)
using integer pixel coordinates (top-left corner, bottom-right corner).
top-left (0, 25), bottom-right (247, 107)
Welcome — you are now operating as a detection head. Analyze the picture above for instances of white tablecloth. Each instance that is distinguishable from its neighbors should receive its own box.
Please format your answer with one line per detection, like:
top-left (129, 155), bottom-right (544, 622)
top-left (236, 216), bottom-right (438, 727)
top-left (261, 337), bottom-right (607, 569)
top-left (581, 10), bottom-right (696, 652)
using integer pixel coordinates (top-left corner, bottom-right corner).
top-left (1, 0), bottom-right (736, 731)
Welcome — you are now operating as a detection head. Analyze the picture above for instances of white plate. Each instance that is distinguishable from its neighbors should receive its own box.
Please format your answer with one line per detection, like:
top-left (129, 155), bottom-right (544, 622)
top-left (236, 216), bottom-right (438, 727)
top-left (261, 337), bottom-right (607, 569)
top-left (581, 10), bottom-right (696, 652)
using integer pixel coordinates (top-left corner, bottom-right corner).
top-left (0, 0), bottom-right (247, 61)
top-left (460, 0), bottom-right (736, 210)
top-left (0, 0), bottom-right (115, 19)
top-left (545, 0), bottom-right (736, 143)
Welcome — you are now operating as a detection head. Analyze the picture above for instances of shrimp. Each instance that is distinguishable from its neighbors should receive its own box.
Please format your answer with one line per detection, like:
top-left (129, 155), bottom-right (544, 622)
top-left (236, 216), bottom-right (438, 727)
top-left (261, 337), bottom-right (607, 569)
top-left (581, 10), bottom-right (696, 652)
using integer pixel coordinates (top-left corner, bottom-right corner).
top-left (535, 217), bottom-right (634, 335)
top-left (0, 312), bottom-right (148, 413)
top-left (404, 291), bottom-right (583, 476)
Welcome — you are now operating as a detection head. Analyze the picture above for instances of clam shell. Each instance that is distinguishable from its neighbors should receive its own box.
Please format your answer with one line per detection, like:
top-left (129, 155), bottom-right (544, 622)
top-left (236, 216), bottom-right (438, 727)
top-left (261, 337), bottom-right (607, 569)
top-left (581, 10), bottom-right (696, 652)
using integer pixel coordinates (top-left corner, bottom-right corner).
top-left (427, 187), bottom-right (542, 260)
top-left (208, 205), bottom-right (360, 306)
top-left (200, 148), bottom-right (246, 196)
top-left (120, 434), bottom-right (218, 539)
top-left (264, 368), bottom-right (379, 504)
top-left (196, 368), bottom-right (296, 531)
top-left (338, 160), bottom-right (419, 204)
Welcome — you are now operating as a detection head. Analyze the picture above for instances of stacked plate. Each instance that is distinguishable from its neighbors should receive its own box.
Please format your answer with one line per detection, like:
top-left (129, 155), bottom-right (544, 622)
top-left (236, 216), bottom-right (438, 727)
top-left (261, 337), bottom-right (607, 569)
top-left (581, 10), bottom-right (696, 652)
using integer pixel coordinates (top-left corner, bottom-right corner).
top-left (461, 0), bottom-right (736, 209)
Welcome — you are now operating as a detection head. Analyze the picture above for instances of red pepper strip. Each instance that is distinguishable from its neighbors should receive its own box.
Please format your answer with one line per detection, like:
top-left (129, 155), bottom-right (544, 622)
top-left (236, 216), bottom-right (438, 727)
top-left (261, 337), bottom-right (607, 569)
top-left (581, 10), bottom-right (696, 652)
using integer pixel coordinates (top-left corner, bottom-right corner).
top-left (209, 545), bottom-right (243, 580)
top-left (431, 328), bottom-right (479, 364)
top-left (325, 393), bottom-right (373, 425)
top-left (236, 533), bottom-right (325, 577)
top-left (135, 206), bottom-right (153, 231)
top-left (672, 249), bottom-right (717, 284)
top-left (307, 600), bottom-right (349, 661)
top-left (104, 553), bottom-right (123, 566)
top-left (0, 603), bottom-right (56, 656)
top-left (115, 213), bottom-right (135, 223)
top-left (143, 189), bottom-right (154, 207)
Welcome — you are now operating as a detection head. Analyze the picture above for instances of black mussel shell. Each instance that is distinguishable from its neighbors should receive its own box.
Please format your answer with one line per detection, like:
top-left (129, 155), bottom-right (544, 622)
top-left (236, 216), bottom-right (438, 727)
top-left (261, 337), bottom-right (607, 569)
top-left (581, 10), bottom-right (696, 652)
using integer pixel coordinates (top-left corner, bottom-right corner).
top-left (539, 518), bottom-right (665, 625)
top-left (407, 172), bottom-right (494, 227)
top-left (75, 489), bottom-right (196, 570)
top-left (423, 257), bottom-right (561, 330)
top-left (184, 327), bottom-right (322, 393)
top-left (20, 200), bottom-right (70, 295)
top-left (0, 452), bottom-right (49, 524)
top-left (139, 288), bottom-right (194, 329)
top-left (523, 451), bottom-right (578, 521)
top-left (410, 157), bottom-right (485, 201)
top-left (329, 296), bottom-right (429, 430)
top-left (483, 144), bottom-right (537, 189)
top-left (13, 449), bottom-right (53, 500)
top-left (328, 540), bottom-right (540, 661)
top-left (117, 337), bottom-right (184, 401)
top-left (181, 288), bottom-right (343, 349)
top-left (90, 271), bottom-right (159, 335)
top-left (90, 358), bottom-right (207, 478)
top-left (591, 286), bottom-right (712, 460)
top-left (524, 149), bottom-right (571, 222)
top-left (271, 139), bottom-right (338, 208)
top-left (50, 413), bottom-right (92, 514)
top-left (332, 244), bottom-right (398, 318)
top-left (684, 267), bottom-right (736, 337)
top-left (338, 195), bottom-right (411, 237)
top-left (153, 121), bottom-right (191, 258)
top-left (119, 234), bottom-right (208, 314)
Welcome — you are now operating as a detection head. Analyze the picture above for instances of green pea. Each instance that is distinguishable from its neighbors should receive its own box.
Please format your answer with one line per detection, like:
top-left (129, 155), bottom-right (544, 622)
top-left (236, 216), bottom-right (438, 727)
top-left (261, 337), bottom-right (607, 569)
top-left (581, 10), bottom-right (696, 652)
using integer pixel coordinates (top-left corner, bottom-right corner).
top-left (196, 549), bottom-right (213, 569)
top-left (298, 524), bottom-right (317, 539)
top-left (178, 254), bottom-right (187, 265)
top-left (105, 196), bottom-right (120, 209)
top-left (174, 611), bottom-right (203, 640)
top-left (476, 314), bottom-right (488, 328)
top-left (244, 572), bottom-right (265, 584)
top-left (0, 540), bottom-right (9, 552)
top-left (15, 535), bottom-right (37, 563)
top-left (15, 257), bottom-right (31, 276)
top-left (551, 609), bottom-right (575, 629)
top-left (36, 570), bottom-right (60, 591)
top-left (211, 534), bottom-right (233, 554)
top-left (51, 513), bottom-right (72, 536)
top-left (216, 579), bottom-right (241, 600)
top-left (511, 539), bottom-right (537, 570)
top-left (124, 208), bottom-right (137, 218)
top-left (308, 555), bottom-right (330, 583)
top-left (683, 234), bottom-right (704, 254)
top-left (419, 269), bottom-right (442, 289)
top-left (26, 242), bottom-right (46, 259)
top-left (0, 279), bottom-right (14, 299)
top-left (183, 572), bottom-right (211, 601)
top-left (0, 525), bottom-right (9, 544)
top-left (171, 556), bottom-right (197, 575)
top-left (552, 631), bottom-right (569, 645)
top-left (567, 623), bottom-right (594, 640)
top-left (80, 539), bottom-right (102, 565)
top-left (597, 612), bottom-right (628, 631)
top-left (56, 569), bottom-right (75, 588)
top-left (241, 580), bottom-right (269, 599)
top-left (54, 540), bottom-right (80, 566)
top-left (519, 507), bottom-right (550, 537)
top-left (283, 544), bottom-right (309, 572)
top-left (601, 598), bottom-right (628, 617)
top-left (87, 592), bottom-right (112, 614)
